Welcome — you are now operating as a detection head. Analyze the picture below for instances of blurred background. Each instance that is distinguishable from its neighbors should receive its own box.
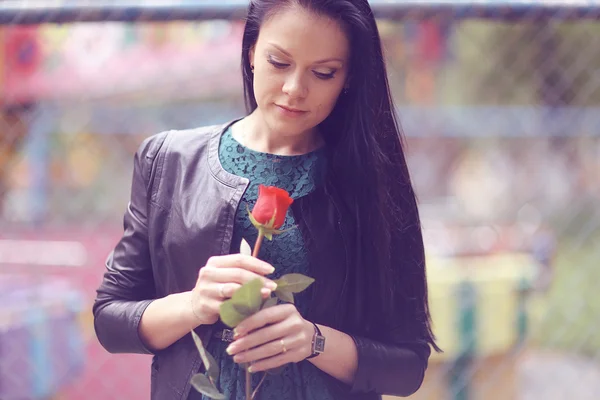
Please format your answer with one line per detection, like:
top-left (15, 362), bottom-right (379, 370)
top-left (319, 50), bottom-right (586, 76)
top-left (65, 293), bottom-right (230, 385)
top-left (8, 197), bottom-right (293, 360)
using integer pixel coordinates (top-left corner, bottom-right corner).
top-left (0, 1), bottom-right (598, 399)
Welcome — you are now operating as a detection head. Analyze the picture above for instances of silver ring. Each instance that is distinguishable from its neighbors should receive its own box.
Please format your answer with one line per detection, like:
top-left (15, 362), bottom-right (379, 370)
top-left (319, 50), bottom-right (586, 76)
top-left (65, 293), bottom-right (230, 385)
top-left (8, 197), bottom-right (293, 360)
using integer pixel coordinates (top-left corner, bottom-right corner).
top-left (280, 339), bottom-right (287, 354)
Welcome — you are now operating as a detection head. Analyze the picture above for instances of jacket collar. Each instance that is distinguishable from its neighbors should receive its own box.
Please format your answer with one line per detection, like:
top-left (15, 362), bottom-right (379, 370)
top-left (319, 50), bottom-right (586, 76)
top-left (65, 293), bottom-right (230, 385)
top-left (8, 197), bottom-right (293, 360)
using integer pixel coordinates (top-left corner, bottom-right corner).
top-left (206, 118), bottom-right (248, 188)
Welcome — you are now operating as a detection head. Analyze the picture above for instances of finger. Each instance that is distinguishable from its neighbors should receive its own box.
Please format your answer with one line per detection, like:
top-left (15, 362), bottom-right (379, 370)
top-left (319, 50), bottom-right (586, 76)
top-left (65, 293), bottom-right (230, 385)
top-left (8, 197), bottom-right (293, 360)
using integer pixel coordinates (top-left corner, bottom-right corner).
top-left (232, 335), bottom-right (302, 365)
top-left (218, 282), bottom-right (241, 298)
top-left (249, 349), bottom-right (302, 373)
top-left (227, 320), bottom-right (290, 355)
top-left (207, 254), bottom-right (275, 275)
top-left (234, 304), bottom-right (295, 337)
top-left (203, 267), bottom-right (277, 290)
top-left (218, 283), bottom-right (271, 299)
top-left (248, 349), bottom-right (306, 373)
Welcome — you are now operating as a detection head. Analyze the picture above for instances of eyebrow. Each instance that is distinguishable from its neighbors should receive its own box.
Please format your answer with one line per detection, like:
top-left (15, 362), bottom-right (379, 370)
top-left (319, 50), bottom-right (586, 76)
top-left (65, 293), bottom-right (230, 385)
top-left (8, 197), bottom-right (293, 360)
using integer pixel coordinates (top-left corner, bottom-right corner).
top-left (268, 43), bottom-right (345, 64)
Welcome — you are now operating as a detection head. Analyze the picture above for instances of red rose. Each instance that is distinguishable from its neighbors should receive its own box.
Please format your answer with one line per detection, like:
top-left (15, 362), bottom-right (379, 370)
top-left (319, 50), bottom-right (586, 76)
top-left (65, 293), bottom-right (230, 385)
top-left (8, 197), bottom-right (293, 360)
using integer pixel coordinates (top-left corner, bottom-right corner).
top-left (251, 185), bottom-right (293, 230)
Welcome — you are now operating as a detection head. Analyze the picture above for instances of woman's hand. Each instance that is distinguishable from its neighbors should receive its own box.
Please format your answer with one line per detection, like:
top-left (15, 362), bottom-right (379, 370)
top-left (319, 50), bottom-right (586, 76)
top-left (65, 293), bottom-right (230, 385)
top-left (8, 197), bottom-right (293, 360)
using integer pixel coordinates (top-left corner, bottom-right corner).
top-left (190, 254), bottom-right (278, 326)
top-left (225, 304), bottom-right (315, 372)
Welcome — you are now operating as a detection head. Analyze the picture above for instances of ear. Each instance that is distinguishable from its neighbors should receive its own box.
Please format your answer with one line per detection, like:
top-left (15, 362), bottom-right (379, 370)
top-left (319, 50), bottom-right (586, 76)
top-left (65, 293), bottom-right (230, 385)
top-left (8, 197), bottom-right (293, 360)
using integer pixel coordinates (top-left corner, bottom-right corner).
top-left (249, 45), bottom-right (256, 68)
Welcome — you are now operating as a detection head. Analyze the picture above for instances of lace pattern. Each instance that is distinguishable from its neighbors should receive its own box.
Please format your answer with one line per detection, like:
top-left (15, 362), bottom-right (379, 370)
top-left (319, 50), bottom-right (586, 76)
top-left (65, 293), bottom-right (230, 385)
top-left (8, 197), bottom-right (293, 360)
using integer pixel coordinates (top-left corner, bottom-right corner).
top-left (190, 127), bottom-right (340, 400)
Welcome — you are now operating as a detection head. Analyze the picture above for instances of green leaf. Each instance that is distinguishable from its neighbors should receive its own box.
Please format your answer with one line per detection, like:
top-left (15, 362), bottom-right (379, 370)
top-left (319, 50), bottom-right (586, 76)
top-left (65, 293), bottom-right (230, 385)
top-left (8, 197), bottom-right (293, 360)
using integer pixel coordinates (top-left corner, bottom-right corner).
top-left (190, 373), bottom-right (225, 399)
top-left (219, 300), bottom-right (247, 328)
top-left (247, 206), bottom-right (263, 231)
top-left (191, 330), bottom-right (219, 382)
top-left (230, 278), bottom-right (263, 315)
top-left (274, 273), bottom-right (315, 294)
top-left (231, 302), bottom-right (253, 315)
top-left (272, 225), bottom-right (297, 235)
top-left (240, 238), bottom-right (252, 256)
top-left (266, 208), bottom-right (277, 229)
top-left (261, 296), bottom-right (278, 310)
top-left (275, 289), bottom-right (294, 304)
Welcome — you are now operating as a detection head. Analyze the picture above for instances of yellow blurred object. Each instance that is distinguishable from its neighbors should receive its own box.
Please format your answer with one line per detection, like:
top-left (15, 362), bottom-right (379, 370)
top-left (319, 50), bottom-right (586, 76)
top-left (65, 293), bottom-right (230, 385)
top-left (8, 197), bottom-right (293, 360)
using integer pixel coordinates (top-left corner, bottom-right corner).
top-left (40, 24), bottom-right (70, 52)
top-left (66, 133), bottom-right (101, 187)
top-left (384, 353), bottom-right (521, 400)
top-left (384, 252), bottom-right (535, 400)
top-left (426, 251), bottom-right (534, 360)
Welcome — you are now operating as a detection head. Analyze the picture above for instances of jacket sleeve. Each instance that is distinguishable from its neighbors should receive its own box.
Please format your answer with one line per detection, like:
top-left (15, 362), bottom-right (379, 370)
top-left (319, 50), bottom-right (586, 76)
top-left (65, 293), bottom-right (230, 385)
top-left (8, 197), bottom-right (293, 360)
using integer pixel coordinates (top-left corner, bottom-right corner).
top-left (349, 335), bottom-right (431, 397)
top-left (92, 132), bottom-right (169, 355)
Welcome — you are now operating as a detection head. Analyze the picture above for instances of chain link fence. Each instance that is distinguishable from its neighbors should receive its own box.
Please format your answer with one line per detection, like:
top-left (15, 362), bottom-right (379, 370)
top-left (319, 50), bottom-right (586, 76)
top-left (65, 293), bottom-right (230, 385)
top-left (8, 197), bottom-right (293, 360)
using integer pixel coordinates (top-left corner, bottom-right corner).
top-left (0, 1), bottom-right (599, 399)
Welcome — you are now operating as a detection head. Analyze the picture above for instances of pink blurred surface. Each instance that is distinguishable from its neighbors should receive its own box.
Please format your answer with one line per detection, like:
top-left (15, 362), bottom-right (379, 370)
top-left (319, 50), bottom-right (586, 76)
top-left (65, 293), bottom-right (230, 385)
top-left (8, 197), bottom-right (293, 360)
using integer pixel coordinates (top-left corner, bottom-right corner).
top-left (2, 22), bottom-right (243, 103)
top-left (0, 226), bottom-right (151, 400)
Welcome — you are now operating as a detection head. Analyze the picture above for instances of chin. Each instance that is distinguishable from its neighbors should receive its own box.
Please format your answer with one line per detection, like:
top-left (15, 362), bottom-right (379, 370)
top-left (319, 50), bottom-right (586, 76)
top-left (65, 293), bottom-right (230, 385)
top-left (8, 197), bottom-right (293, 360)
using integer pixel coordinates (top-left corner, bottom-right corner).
top-left (267, 112), bottom-right (306, 134)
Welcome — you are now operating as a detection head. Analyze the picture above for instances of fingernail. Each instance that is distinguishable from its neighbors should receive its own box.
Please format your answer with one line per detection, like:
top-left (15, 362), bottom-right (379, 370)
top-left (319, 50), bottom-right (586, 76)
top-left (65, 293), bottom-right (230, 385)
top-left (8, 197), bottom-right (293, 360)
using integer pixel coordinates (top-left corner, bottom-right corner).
top-left (233, 328), bottom-right (243, 339)
top-left (265, 266), bottom-right (275, 274)
top-left (248, 366), bottom-right (254, 373)
top-left (266, 281), bottom-right (277, 290)
top-left (226, 345), bottom-right (234, 355)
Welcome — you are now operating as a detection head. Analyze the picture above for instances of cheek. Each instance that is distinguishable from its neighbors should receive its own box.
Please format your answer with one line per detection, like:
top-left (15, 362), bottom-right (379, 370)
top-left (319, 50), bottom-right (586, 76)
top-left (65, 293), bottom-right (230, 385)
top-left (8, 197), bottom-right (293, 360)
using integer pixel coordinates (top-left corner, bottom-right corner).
top-left (253, 73), bottom-right (282, 105)
top-left (312, 88), bottom-right (343, 118)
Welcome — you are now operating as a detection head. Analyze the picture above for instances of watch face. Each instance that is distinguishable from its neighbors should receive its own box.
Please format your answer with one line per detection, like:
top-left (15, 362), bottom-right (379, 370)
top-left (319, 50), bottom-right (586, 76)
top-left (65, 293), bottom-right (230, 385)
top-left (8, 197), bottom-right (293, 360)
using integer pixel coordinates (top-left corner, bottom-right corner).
top-left (222, 329), bottom-right (235, 342)
top-left (314, 335), bottom-right (326, 353)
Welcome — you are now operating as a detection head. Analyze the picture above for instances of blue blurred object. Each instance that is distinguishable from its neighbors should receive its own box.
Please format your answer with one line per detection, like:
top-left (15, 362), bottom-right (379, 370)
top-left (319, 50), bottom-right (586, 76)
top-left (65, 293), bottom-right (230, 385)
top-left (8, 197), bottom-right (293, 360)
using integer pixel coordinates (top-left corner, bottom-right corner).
top-left (0, 276), bottom-right (85, 400)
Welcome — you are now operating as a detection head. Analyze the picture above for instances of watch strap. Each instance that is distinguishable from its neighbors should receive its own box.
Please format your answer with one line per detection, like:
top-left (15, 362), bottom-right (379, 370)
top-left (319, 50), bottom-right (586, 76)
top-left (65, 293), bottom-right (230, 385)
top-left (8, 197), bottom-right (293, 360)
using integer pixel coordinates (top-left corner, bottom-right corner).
top-left (306, 322), bottom-right (325, 359)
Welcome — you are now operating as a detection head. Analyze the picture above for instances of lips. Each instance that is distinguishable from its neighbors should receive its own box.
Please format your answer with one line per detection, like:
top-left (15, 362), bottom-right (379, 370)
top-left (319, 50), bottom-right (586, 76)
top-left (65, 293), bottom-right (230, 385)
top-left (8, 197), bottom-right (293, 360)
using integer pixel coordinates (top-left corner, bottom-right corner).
top-left (276, 104), bottom-right (306, 113)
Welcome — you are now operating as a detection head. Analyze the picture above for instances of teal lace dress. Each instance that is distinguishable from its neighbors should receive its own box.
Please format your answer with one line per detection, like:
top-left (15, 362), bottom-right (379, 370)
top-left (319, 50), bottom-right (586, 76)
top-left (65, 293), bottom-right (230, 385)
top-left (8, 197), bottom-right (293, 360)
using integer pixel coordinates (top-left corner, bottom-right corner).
top-left (188, 127), bottom-right (342, 400)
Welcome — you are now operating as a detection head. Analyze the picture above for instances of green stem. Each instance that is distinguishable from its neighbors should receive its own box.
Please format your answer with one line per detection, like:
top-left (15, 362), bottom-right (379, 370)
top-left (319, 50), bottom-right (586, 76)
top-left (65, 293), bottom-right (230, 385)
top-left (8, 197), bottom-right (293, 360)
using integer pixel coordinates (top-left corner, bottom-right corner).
top-left (251, 373), bottom-right (267, 399)
top-left (252, 231), bottom-right (264, 258)
top-left (246, 368), bottom-right (252, 400)
top-left (247, 231), bottom-right (265, 399)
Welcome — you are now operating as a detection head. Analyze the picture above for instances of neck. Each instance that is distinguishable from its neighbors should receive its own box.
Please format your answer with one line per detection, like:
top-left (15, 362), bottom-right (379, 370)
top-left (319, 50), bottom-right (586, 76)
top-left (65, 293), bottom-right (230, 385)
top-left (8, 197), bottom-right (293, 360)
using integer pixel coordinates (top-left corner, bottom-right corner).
top-left (233, 110), bottom-right (322, 156)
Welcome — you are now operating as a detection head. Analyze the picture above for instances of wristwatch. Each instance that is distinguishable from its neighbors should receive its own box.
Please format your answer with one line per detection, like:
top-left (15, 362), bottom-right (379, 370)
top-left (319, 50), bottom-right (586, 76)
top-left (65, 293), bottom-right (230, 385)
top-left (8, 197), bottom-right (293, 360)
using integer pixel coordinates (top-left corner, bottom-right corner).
top-left (306, 322), bottom-right (325, 359)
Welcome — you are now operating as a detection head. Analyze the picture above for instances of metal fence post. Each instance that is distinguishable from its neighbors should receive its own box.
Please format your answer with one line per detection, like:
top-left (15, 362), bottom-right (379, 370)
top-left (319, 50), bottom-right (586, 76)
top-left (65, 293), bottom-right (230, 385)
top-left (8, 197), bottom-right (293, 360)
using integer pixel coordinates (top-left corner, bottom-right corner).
top-left (516, 277), bottom-right (530, 348)
top-left (449, 280), bottom-right (477, 400)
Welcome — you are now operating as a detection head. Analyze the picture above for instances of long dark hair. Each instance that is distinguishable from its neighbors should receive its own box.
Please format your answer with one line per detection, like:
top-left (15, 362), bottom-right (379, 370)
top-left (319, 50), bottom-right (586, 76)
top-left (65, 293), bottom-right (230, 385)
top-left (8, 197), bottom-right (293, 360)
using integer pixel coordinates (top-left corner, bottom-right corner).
top-left (242, 0), bottom-right (439, 351)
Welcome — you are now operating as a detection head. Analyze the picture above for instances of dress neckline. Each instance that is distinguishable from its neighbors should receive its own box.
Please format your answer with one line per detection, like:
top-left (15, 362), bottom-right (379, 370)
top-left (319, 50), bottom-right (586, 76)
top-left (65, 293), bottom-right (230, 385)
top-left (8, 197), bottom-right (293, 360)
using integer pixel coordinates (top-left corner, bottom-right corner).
top-left (225, 126), bottom-right (325, 160)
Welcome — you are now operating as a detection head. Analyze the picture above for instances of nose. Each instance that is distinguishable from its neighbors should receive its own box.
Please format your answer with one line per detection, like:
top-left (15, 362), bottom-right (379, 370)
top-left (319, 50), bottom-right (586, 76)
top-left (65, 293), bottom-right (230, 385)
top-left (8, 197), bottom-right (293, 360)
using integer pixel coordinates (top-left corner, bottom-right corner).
top-left (282, 71), bottom-right (308, 99)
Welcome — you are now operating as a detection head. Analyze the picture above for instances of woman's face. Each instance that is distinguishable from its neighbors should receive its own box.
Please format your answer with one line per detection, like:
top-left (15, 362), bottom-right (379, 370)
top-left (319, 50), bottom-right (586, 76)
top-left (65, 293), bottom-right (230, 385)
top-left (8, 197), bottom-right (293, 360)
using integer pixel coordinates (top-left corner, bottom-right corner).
top-left (250, 5), bottom-right (350, 138)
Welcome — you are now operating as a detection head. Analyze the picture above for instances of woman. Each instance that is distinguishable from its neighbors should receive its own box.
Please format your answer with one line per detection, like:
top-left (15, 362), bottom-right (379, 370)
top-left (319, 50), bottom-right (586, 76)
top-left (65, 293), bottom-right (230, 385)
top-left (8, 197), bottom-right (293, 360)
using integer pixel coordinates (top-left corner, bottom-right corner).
top-left (93, 1), bottom-right (440, 399)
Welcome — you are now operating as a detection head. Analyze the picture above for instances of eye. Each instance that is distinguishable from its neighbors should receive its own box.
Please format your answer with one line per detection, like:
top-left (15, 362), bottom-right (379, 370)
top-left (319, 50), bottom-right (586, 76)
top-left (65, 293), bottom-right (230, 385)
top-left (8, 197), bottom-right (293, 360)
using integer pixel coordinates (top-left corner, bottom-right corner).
top-left (267, 56), bottom-right (289, 69)
top-left (313, 70), bottom-right (336, 80)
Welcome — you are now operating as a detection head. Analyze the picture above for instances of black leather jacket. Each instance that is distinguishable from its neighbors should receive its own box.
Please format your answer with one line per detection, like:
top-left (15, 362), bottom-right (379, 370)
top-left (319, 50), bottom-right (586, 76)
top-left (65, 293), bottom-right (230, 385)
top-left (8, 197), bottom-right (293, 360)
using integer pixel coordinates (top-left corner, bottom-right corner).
top-left (93, 120), bottom-right (431, 400)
